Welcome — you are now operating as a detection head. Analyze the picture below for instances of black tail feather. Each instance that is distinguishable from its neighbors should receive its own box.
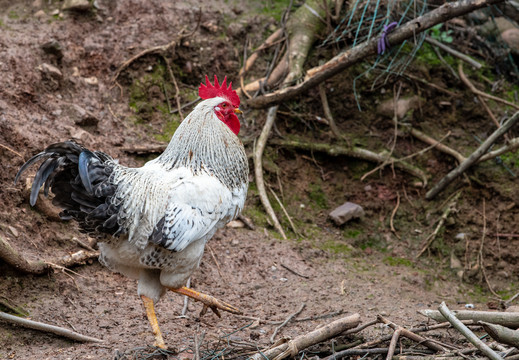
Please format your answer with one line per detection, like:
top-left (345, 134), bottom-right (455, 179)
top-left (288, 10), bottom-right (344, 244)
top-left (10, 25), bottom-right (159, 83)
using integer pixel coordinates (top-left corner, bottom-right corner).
top-left (16, 140), bottom-right (122, 237)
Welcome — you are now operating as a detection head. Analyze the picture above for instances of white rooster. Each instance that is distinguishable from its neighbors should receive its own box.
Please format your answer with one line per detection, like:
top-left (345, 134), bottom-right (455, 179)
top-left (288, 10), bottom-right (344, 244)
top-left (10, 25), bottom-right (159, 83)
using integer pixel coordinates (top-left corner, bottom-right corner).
top-left (15, 75), bottom-right (249, 348)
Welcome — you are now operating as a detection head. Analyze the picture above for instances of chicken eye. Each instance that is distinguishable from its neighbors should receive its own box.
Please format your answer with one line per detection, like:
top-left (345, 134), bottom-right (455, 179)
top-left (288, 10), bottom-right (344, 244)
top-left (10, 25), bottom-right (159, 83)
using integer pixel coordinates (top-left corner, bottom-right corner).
top-left (221, 103), bottom-right (227, 108)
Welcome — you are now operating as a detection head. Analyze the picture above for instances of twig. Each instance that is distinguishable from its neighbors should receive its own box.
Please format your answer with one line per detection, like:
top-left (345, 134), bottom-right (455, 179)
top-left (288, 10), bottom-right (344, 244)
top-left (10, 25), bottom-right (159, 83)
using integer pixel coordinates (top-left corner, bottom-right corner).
top-left (239, 28), bottom-right (283, 77)
top-left (250, 314), bottom-right (361, 360)
top-left (406, 126), bottom-right (466, 164)
top-left (438, 302), bottom-right (503, 360)
top-left (378, 315), bottom-right (445, 353)
top-left (268, 187), bottom-right (300, 237)
top-left (505, 292), bottom-right (519, 307)
top-left (280, 263), bottom-right (309, 279)
top-left (207, 246), bottom-right (227, 286)
top-left (270, 303), bottom-right (306, 343)
top-left (425, 36), bottom-right (482, 69)
top-left (387, 328), bottom-right (403, 360)
top-left (416, 191), bottom-right (461, 258)
top-left (254, 106), bottom-right (287, 240)
top-left (0, 235), bottom-right (50, 274)
top-left (0, 143), bottom-right (25, 160)
top-left (418, 309), bottom-right (519, 327)
top-left (181, 278), bottom-right (191, 317)
top-left (426, 111), bottom-right (519, 200)
top-left (390, 192), bottom-right (401, 239)
top-left (162, 55), bottom-right (184, 122)
top-left (459, 64), bottom-right (501, 130)
top-left (478, 137), bottom-right (519, 163)
top-left (479, 199), bottom-right (500, 297)
top-left (318, 82), bottom-right (342, 139)
top-left (237, 214), bottom-right (255, 230)
top-left (0, 310), bottom-right (102, 343)
top-left (458, 64), bottom-right (519, 111)
top-left (193, 326), bottom-right (205, 360)
top-left (246, 0), bottom-right (505, 108)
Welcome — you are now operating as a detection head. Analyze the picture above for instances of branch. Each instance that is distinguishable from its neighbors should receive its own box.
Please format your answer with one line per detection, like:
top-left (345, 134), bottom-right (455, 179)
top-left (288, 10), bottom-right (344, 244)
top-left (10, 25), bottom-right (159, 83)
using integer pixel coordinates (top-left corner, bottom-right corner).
top-left (270, 138), bottom-right (428, 185)
top-left (0, 310), bottom-right (103, 343)
top-left (246, 0), bottom-right (505, 108)
top-left (250, 314), bottom-right (361, 360)
top-left (479, 321), bottom-right (519, 348)
top-left (438, 302), bottom-right (503, 360)
top-left (254, 106), bottom-right (287, 240)
top-left (419, 309), bottom-right (519, 327)
top-left (426, 111), bottom-right (519, 199)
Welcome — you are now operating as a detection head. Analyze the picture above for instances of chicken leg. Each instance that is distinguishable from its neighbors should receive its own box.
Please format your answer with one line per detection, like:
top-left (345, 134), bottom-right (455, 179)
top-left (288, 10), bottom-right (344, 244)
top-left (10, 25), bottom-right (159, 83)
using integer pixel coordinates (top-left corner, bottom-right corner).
top-left (141, 295), bottom-right (166, 349)
top-left (169, 286), bottom-right (242, 317)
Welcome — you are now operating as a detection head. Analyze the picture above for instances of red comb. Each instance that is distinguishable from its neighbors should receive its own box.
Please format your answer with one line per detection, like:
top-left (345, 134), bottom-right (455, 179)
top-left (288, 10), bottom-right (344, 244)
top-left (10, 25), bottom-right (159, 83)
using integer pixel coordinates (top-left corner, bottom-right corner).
top-left (199, 75), bottom-right (240, 107)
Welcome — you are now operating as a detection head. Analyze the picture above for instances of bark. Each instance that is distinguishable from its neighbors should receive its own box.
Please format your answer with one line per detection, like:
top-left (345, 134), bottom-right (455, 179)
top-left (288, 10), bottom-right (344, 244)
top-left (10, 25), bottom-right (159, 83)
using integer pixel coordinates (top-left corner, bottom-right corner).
top-left (480, 321), bottom-right (519, 347)
top-left (419, 309), bottom-right (519, 328)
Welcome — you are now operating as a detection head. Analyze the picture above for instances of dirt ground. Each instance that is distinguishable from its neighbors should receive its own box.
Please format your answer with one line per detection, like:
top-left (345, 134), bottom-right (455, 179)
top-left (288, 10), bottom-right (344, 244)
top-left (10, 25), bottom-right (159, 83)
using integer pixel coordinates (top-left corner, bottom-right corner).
top-left (1, 0), bottom-right (518, 359)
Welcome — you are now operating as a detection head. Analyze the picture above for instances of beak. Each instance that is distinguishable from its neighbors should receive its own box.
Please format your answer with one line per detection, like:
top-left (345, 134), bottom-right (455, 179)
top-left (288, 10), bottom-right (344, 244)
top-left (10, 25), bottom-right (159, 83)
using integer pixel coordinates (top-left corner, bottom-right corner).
top-left (234, 108), bottom-right (243, 115)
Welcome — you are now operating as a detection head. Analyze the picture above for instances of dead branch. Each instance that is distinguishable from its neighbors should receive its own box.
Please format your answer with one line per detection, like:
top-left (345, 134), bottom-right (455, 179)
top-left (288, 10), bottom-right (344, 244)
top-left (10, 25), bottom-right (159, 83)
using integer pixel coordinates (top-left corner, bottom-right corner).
top-left (239, 55), bottom-right (288, 97)
top-left (0, 234), bottom-right (98, 275)
top-left (250, 314), bottom-right (361, 360)
top-left (0, 235), bottom-right (50, 274)
top-left (0, 310), bottom-right (103, 343)
top-left (270, 138), bottom-right (429, 185)
top-left (255, 106), bottom-right (287, 240)
top-left (438, 302), bottom-right (503, 360)
top-left (419, 309), bottom-right (519, 328)
top-left (246, 0), bottom-right (505, 108)
top-left (425, 36), bottom-right (482, 69)
top-left (270, 303), bottom-right (306, 343)
top-left (378, 316), bottom-right (445, 353)
top-left (426, 111), bottom-right (519, 199)
top-left (458, 64), bottom-right (519, 111)
top-left (318, 82), bottom-right (342, 139)
top-left (239, 28), bottom-right (284, 77)
top-left (416, 191), bottom-right (461, 258)
top-left (479, 137), bottom-right (519, 163)
top-left (406, 127), bottom-right (466, 164)
top-left (479, 321), bottom-right (519, 348)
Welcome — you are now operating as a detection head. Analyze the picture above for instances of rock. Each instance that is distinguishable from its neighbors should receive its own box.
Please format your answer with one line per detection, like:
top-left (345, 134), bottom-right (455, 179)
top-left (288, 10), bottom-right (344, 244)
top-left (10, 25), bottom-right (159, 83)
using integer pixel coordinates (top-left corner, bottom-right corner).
top-left (65, 104), bottom-right (99, 127)
top-left (34, 10), bottom-right (46, 20)
top-left (41, 39), bottom-right (64, 59)
top-left (226, 220), bottom-right (245, 228)
top-left (32, 0), bottom-right (43, 9)
top-left (450, 252), bottom-right (462, 269)
top-left (377, 95), bottom-right (422, 120)
top-left (329, 202), bottom-right (365, 226)
top-left (501, 28), bottom-right (519, 55)
top-left (62, 0), bottom-right (91, 11)
top-left (8, 226), bottom-right (19, 237)
top-left (479, 17), bottom-right (516, 37)
top-left (37, 63), bottom-right (62, 90)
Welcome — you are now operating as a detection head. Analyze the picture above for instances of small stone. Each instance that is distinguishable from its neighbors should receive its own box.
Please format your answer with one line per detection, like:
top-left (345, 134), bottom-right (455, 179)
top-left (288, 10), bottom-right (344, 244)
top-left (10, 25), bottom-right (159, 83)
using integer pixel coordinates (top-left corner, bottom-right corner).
top-left (83, 76), bottom-right (98, 86)
top-left (501, 28), bottom-right (519, 55)
top-left (450, 252), bottom-right (462, 269)
top-left (329, 202), bottom-right (365, 226)
top-left (377, 95), bottom-right (422, 120)
top-left (62, 0), bottom-right (91, 11)
top-left (65, 104), bottom-right (99, 127)
top-left (38, 63), bottom-right (62, 90)
top-left (41, 39), bottom-right (64, 59)
top-left (226, 220), bottom-right (244, 228)
top-left (455, 233), bottom-right (466, 240)
top-left (8, 226), bottom-right (19, 237)
top-left (34, 10), bottom-right (46, 19)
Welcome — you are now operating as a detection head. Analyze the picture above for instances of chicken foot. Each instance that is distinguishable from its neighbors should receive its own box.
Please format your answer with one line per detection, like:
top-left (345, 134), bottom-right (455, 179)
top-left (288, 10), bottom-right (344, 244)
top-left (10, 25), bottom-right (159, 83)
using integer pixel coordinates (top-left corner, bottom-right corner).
top-left (169, 286), bottom-right (242, 317)
top-left (141, 295), bottom-right (166, 349)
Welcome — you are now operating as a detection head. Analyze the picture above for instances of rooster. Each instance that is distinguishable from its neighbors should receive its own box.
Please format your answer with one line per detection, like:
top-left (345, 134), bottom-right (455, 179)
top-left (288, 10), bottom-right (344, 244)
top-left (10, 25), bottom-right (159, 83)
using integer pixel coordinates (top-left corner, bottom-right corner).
top-left (15, 75), bottom-right (249, 348)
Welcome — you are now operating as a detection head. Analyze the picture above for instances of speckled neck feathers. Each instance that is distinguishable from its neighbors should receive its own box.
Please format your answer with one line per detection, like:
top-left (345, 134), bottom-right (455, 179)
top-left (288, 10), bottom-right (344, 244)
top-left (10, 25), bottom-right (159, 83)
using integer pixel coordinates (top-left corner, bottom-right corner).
top-left (155, 97), bottom-right (248, 189)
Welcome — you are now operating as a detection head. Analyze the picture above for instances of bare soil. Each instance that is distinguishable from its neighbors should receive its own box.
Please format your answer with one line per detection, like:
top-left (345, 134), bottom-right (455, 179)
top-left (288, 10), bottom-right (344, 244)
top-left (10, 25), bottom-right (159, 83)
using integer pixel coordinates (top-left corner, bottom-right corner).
top-left (0, 1), bottom-right (518, 359)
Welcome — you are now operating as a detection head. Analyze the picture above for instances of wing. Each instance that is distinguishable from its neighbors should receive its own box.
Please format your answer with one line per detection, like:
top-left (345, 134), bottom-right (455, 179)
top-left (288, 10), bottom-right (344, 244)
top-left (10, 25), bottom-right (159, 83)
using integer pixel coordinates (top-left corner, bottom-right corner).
top-left (149, 175), bottom-right (246, 252)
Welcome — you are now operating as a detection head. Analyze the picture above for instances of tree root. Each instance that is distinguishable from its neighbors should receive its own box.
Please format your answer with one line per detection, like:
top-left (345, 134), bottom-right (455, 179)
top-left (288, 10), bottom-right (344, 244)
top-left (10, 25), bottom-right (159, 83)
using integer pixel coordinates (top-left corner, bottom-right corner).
top-left (0, 234), bottom-right (98, 275)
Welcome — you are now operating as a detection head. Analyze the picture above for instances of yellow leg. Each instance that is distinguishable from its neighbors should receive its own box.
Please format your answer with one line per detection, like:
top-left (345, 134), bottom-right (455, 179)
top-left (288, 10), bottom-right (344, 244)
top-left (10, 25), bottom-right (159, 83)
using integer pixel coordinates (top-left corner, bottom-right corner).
top-left (140, 295), bottom-right (166, 349)
top-left (169, 286), bottom-right (242, 317)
